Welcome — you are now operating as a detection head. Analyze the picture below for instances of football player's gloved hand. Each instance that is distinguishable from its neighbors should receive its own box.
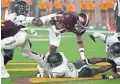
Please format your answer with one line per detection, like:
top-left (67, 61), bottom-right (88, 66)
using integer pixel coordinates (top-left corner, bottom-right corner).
top-left (37, 72), bottom-right (44, 78)
top-left (48, 72), bottom-right (56, 78)
top-left (37, 64), bottom-right (44, 78)
top-left (102, 75), bottom-right (113, 80)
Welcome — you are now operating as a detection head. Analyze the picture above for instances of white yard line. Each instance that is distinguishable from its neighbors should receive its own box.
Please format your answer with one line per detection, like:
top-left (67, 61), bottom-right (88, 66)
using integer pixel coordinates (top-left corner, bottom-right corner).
top-left (31, 28), bottom-right (115, 33)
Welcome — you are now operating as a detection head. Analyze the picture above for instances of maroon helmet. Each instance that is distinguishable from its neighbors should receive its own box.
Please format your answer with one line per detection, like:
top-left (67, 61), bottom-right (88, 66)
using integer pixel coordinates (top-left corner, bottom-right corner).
top-left (78, 13), bottom-right (89, 27)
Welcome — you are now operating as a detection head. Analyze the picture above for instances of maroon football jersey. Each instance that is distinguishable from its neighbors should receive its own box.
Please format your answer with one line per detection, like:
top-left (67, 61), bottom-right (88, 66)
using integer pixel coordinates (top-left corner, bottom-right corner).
top-left (1, 20), bottom-right (21, 39)
top-left (57, 12), bottom-right (86, 35)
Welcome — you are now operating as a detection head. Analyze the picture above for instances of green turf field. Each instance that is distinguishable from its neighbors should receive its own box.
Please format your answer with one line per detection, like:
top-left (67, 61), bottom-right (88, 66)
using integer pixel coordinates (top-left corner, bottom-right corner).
top-left (1, 28), bottom-right (120, 84)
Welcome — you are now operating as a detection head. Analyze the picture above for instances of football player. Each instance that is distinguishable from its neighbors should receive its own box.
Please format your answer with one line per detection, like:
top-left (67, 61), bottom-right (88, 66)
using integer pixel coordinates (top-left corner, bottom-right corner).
top-left (37, 52), bottom-right (113, 78)
top-left (102, 42), bottom-right (120, 79)
top-left (1, 1), bottom-right (45, 78)
top-left (32, 11), bottom-right (89, 60)
top-left (89, 32), bottom-right (120, 52)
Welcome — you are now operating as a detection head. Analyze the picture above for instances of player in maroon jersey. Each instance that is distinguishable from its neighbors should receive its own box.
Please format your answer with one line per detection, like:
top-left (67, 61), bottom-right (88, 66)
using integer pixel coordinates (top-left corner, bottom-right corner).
top-left (32, 11), bottom-right (89, 60)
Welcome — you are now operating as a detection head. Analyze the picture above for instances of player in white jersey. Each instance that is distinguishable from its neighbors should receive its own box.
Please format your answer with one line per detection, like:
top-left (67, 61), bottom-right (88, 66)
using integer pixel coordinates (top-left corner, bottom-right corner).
top-left (89, 32), bottom-right (120, 79)
top-left (102, 42), bottom-right (120, 79)
top-left (1, 1), bottom-right (45, 78)
top-left (37, 52), bottom-right (113, 78)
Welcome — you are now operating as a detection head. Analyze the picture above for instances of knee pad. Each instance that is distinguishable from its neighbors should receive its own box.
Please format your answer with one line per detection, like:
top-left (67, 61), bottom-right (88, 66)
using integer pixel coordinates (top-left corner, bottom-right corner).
top-left (4, 49), bottom-right (14, 60)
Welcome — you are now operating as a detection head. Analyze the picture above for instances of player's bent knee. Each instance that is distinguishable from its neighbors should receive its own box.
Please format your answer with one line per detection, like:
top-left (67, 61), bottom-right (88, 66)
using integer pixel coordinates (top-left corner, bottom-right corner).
top-left (22, 52), bottom-right (30, 58)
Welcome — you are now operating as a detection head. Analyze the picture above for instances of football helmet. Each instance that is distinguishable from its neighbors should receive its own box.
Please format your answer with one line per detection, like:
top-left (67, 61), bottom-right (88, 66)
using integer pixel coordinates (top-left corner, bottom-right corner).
top-left (74, 13), bottom-right (89, 35)
top-left (47, 53), bottom-right (63, 68)
top-left (108, 42), bottom-right (120, 58)
top-left (14, 1), bottom-right (29, 16)
top-left (78, 13), bottom-right (89, 27)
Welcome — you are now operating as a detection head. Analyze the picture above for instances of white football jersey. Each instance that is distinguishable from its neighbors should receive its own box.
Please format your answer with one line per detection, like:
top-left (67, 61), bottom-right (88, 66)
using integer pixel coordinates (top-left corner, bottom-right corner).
top-left (106, 33), bottom-right (120, 52)
top-left (48, 52), bottom-right (78, 78)
top-left (5, 12), bottom-right (34, 26)
top-left (113, 57), bottom-right (120, 66)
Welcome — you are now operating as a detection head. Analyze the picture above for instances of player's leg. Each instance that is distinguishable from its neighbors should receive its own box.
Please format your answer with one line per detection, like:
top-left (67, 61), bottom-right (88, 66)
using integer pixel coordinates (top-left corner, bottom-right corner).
top-left (89, 32), bottom-right (107, 42)
top-left (87, 58), bottom-right (115, 64)
top-left (1, 53), bottom-right (10, 78)
top-left (78, 65), bottom-right (112, 77)
top-left (1, 31), bottom-right (28, 49)
top-left (21, 40), bottom-right (45, 66)
top-left (73, 60), bottom-right (99, 77)
top-left (3, 49), bottom-right (14, 65)
top-left (90, 65), bottom-right (112, 77)
top-left (48, 28), bottom-right (62, 53)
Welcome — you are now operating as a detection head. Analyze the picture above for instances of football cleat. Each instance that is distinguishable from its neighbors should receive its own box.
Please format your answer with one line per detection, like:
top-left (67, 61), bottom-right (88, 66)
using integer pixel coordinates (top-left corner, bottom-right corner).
top-left (89, 34), bottom-right (96, 42)
top-left (1, 71), bottom-right (10, 78)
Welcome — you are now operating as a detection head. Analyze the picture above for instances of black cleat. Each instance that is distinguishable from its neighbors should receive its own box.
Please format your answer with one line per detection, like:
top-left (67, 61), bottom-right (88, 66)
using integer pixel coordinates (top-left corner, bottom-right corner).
top-left (89, 34), bottom-right (96, 42)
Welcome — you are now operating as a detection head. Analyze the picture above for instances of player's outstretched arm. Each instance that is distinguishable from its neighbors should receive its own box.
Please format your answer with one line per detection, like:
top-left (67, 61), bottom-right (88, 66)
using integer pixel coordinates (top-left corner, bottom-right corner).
top-left (76, 35), bottom-right (86, 60)
top-left (32, 18), bottom-right (43, 26)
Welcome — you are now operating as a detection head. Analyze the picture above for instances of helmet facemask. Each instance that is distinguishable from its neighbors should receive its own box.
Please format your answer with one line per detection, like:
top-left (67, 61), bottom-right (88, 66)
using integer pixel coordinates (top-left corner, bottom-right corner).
top-left (108, 48), bottom-right (120, 59)
top-left (14, 1), bottom-right (30, 16)
top-left (108, 42), bottom-right (120, 59)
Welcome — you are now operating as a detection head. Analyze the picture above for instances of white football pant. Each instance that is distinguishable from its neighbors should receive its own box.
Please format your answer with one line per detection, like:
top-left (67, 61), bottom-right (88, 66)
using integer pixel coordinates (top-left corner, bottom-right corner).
top-left (49, 28), bottom-right (61, 47)
top-left (1, 30), bottom-right (45, 66)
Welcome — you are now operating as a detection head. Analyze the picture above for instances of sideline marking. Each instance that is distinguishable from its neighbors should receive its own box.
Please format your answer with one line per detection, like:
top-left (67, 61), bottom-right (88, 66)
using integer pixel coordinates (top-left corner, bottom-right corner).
top-left (7, 68), bottom-right (37, 71)
top-left (8, 63), bottom-right (37, 65)
top-left (28, 75), bottom-right (102, 83)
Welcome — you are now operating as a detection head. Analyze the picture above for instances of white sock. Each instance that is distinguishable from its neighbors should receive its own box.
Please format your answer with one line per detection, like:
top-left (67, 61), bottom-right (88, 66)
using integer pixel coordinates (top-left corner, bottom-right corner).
top-left (27, 52), bottom-right (46, 66)
top-left (1, 53), bottom-right (8, 73)
top-left (93, 32), bottom-right (106, 43)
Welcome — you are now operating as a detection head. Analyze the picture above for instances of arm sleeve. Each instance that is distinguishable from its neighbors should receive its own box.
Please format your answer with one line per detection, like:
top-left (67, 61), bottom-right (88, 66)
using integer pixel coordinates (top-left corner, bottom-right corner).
top-left (39, 14), bottom-right (57, 25)
top-left (25, 17), bottom-right (35, 23)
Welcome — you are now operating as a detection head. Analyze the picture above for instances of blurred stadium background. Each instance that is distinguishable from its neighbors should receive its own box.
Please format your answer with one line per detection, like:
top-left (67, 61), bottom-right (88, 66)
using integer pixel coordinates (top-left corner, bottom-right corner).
top-left (1, 0), bottom-right (120, 84)
top-left (1, 0), bottom-right (116, 30)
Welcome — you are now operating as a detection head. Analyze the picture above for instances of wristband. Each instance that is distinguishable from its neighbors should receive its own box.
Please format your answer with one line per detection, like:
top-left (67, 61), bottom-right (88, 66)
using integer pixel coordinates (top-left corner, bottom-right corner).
top-left (79, 48), bottom-right (84, 52)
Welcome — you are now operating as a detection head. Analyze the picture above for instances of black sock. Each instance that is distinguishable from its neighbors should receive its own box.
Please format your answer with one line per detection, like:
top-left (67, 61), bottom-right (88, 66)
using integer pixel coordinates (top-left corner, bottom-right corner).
top-left (4, 55), bottom-right (11, 65)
